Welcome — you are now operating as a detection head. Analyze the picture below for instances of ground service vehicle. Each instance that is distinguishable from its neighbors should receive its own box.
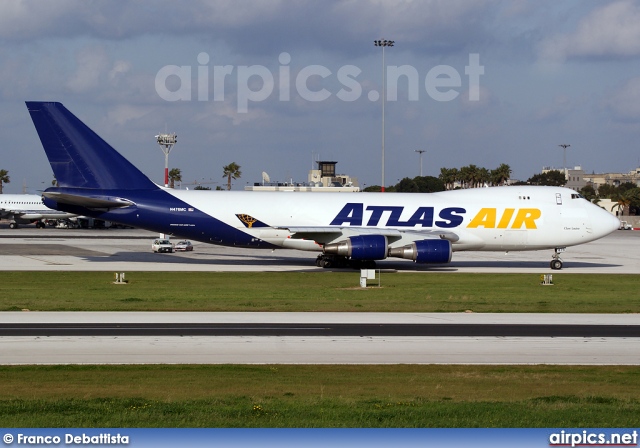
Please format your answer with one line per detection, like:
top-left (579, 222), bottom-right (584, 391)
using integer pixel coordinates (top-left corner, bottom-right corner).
top-left (152, 239), bottom-right (173, 253)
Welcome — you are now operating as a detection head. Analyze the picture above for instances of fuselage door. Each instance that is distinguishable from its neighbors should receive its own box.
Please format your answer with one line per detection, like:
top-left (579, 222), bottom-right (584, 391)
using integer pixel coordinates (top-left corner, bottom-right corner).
top-left (555, 193), bottom-right (562, 205)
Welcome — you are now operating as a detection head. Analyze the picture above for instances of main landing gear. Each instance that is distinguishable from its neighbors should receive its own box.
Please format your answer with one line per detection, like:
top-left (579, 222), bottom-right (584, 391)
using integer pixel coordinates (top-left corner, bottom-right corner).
top-left (550, 247), bottom-right (565, 270)
top-left (315, 254), bottom-right (376, 269)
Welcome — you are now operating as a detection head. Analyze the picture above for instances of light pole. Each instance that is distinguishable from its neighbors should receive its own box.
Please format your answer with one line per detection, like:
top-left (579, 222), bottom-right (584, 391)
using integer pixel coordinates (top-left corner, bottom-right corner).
top-left (374, 39), bottom-right (394, 192)
top-left (415, 149), bottom-right (426, 177)
top-left (156, 133), bottom-right (177, 187)
top-left (559, 144), bottom-right (570, 178)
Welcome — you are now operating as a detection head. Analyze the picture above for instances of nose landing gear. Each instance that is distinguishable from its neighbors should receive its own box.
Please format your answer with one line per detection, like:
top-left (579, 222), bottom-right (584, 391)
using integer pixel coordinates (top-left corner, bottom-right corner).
top-left (550, 247), bottom-right (565, 270)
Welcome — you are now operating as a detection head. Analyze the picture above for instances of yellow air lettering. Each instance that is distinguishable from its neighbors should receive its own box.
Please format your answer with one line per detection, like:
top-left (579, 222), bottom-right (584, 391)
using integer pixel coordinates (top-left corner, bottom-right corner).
top-left (467, 208), bottom-right (496, 228)
top-left (497, 208), bottom-right (515, 229)
top-left (511, 208), bottom-right (541, 229)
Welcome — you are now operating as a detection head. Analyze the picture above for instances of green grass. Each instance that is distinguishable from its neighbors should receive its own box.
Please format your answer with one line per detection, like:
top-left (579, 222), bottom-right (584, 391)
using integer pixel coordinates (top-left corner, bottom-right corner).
top-left (1, 271), bottom-right (639, 313)
top-left (1, 365), bottom-right (639, 427)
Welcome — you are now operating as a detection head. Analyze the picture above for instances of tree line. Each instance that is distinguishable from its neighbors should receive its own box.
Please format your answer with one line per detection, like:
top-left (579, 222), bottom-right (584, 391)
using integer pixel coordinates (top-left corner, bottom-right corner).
top-left (363, 163), bottom-right (512, 192)
top-left (439, 163), bottom-right (512, 189)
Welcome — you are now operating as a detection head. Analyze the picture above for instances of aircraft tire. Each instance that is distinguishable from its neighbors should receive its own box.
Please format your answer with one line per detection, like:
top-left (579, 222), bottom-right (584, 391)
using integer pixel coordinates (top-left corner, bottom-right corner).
top-left (550, 259), bottom-right (563, 270)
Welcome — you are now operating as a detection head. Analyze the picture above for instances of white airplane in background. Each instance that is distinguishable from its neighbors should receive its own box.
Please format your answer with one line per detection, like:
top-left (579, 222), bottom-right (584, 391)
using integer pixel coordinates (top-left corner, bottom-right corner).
top-left (0, 193), bottom-right (76, 229)
top-left (26, 102), bottom-right (620, 270)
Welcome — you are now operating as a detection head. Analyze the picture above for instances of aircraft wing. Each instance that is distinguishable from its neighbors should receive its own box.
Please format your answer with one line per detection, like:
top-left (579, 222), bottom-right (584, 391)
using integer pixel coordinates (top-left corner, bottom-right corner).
top-left (276, 226), bottom-right (459, 244)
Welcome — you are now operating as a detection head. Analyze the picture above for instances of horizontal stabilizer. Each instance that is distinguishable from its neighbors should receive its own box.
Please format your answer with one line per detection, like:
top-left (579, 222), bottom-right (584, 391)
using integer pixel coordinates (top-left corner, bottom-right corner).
top-left (42, 192), bottom-right (135, 209)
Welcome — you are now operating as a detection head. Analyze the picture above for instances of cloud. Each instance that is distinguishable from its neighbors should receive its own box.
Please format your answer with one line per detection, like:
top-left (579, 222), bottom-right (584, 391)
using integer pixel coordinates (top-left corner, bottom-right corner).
top-left (106, 104), bottom-right (154, 126)
top-left (539, 1), bottom-right (640, 61)
top-left (66, 46), bottom-right (110, 93)
top-left (109, 60), bottom-right (132, 82)
top-left (0, 0), bottom-right (496, 56)
top-left (459, 85), bottom-right (494, 115)
top-left (604, 76), bottom-right (640, 122)
top-left (534, 94), bottom-right (575, 122)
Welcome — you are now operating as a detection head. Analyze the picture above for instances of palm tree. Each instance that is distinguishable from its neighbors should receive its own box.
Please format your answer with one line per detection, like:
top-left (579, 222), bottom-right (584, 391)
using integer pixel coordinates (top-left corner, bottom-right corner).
top-left (450, 168), bottom-right (459, 189)
top-left (461, 164), bottom-right (480, 188)
top-left (222, 162), bottom-right (242, 191)
top-left (478, 167), bottom-right (490, 187)
top-left (168, 168), bottom-right (182, 189)
top-left (438, 167), bottom-right (447, 187)
top-left (0, 169), bottom-right (9, 194)
top-left (491, 163), bottom-right (512, 186)
top-left (457, 166), bottom-right (467, 189)
top-left (611, 189), bottom-right (639, 216)
top-left (439, 167), bottom-right (454, 190)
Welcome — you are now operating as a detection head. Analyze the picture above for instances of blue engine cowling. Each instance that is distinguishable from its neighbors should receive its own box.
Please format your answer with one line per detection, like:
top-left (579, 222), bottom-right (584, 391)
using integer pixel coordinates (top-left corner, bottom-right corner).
top-left (323, 235), bottom-right (388, 260)
top-left (387, 239), bottom-right (452, 263)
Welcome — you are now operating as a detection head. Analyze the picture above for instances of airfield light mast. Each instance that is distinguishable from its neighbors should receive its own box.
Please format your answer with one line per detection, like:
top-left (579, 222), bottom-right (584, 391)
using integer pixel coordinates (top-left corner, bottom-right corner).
top-left (374, 39), bottom-right (394, 192)
top-left (415, 149), bottom-right (426, 177)
top-left (156, 133), bottom-right (177, 188)
top-left (559, 144), bottom-right (571, 178)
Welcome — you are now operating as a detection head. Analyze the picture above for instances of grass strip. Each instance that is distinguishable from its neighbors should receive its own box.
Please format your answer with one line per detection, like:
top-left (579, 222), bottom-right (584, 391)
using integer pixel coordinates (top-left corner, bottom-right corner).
top-left (1, 365), bottom-right (639, 427)
top-left (1, 271), bottom-right (639, 313)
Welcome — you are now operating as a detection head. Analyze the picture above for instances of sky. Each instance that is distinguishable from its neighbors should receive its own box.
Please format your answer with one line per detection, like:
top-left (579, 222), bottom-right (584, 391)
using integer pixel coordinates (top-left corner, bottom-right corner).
top-left (2, 0), bottom-right (640, 193)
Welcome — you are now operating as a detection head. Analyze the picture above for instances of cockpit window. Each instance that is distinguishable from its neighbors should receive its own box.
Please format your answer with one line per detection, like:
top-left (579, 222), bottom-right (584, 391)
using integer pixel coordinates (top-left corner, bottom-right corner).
top-left (571, 193), bottom-right (585, 199)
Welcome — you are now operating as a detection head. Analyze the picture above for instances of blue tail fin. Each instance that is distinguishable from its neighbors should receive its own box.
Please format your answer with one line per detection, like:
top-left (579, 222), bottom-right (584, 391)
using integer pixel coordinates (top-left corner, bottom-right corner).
top-left (26, 102), bottom-right (157, 190)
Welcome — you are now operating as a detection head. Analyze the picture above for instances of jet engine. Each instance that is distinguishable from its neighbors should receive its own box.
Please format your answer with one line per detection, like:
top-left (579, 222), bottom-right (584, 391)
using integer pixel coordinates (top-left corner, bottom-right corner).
top-left (387, 239), bottom-right (452, 263)
top-left (323, 235), bottom-right (388, 260)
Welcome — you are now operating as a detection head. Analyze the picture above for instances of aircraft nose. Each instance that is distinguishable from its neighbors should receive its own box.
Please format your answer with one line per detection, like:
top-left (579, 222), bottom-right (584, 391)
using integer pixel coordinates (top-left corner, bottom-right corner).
top-left (592, 207), bottom-right (620, 237)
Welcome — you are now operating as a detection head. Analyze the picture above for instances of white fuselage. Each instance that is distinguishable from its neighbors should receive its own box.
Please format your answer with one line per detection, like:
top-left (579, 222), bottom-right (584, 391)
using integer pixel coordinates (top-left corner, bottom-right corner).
top-left (164, 186), bottom-right (619, 252)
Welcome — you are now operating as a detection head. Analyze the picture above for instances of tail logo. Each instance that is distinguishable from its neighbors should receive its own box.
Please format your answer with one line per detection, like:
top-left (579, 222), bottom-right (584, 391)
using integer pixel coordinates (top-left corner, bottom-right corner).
top-left (236, 214), bottom-right (268, 228)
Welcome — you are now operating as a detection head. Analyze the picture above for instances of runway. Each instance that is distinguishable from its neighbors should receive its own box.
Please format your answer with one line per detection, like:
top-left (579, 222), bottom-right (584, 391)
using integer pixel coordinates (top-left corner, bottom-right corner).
top-left (1, 226), bottom-right (638, 365)
top-left (1, 312), bottom-right (639, 365)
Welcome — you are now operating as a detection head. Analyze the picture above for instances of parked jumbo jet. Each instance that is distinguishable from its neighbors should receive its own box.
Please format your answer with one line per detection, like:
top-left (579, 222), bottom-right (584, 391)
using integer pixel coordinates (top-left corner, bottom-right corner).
top-left (26, 102), bottom-right (620, 269)
top-left (0, 193), bottom-right (76, 228)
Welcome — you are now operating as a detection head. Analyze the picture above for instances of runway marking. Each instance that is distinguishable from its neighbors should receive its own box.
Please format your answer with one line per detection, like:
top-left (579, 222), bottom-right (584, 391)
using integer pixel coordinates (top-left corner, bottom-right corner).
top-left (19, 255), bottom-right (72, 266)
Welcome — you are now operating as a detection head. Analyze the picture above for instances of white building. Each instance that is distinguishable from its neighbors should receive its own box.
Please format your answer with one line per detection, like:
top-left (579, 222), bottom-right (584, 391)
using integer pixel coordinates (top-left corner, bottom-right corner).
top-left (245, 161), bottom-right (360, 192)
top-left (542, 166), bottom-right (586, 192)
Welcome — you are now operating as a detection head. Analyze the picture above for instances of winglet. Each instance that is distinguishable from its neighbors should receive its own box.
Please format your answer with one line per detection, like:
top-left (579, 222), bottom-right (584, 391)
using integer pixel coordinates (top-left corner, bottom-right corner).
top-left (26, 102), bottom-right (157, 190)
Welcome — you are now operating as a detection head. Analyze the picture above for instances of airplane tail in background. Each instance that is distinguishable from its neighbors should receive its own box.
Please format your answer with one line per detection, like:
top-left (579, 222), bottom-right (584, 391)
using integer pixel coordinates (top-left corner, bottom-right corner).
top-left (26, 102), bottom-right (157, 191)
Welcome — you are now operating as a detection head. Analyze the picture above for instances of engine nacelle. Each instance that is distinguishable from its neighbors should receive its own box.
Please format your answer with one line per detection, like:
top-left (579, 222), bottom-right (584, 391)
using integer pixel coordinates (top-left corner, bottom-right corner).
top-left (388, 239), bottom-right (452, 264)
top-left (323, 235), bottom-right (388, 260)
